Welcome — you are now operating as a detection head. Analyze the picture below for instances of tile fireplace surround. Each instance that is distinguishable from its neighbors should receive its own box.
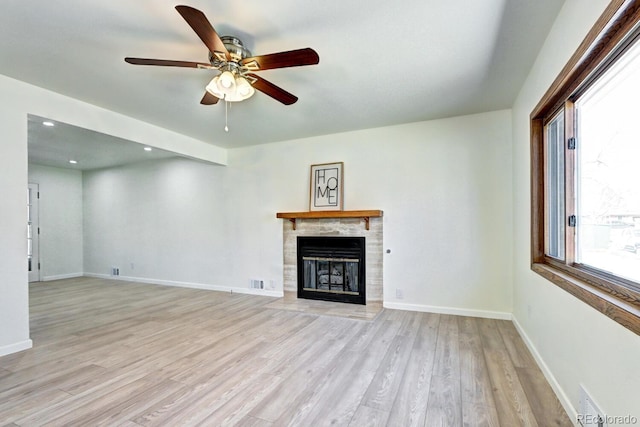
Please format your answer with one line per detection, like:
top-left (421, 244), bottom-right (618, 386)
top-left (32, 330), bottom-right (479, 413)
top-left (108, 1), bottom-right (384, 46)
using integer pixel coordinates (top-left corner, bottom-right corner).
top-left (281, 215), bottom-right (383, 303)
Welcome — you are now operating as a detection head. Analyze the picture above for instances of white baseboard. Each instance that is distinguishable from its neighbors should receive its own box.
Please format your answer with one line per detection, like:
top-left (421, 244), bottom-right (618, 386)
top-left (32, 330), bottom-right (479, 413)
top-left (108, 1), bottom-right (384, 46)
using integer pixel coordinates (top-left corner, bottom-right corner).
top-left (84, 273), bottom-right (284, 298)
top-left (383, 301), bottom-right (512, 320)
top-left (43, 272), bottom-right (84, 281)
top-left (512, 316), bottom-right (577, 424)
top-left (0, 339), bottom-right (33, 357)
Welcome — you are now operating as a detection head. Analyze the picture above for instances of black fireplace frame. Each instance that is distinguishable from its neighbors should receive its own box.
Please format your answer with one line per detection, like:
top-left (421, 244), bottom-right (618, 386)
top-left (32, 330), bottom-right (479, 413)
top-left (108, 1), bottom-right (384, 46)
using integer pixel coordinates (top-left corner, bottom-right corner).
top-left (297, 236), bottom-right (366, 305)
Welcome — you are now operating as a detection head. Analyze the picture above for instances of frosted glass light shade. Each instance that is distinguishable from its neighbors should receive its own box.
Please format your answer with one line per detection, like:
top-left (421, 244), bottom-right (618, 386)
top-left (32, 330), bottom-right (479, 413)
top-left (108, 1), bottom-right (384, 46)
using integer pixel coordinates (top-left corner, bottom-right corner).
top-left (235, 76), bottom-right (255, 99)
top-left (205, 76), bottom-right (225, 99)
top-left (218, 71), bottom-right (236, 91)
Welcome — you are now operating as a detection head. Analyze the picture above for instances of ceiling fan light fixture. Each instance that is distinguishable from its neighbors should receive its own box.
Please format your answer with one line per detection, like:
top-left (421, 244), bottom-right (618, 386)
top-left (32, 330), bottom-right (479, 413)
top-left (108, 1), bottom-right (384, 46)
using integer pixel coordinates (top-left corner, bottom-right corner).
top-left (208, 73), bottom-right (255, 102)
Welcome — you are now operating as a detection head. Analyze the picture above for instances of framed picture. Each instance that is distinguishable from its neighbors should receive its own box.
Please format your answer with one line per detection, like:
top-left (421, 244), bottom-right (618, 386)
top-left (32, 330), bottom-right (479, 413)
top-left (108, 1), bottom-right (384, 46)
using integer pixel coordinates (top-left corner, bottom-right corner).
top-left (309, 162), bottom-right (344, 211)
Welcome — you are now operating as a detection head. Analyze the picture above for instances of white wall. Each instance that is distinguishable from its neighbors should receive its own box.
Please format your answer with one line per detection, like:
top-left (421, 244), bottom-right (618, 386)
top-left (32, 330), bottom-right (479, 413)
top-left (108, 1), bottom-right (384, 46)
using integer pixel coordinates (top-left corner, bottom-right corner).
top-left (0, 107), bottom-right (31, 356)
top-left (83, 110), bottom-right (514, 317)
top-left (512, 0), bottom-right (640, 420)
top-left (83, 157), bottom-right (234, 289)
top-left (0, 73), bottom-right (227, 356)
top-left (28, 164), bottom-right (84, 280)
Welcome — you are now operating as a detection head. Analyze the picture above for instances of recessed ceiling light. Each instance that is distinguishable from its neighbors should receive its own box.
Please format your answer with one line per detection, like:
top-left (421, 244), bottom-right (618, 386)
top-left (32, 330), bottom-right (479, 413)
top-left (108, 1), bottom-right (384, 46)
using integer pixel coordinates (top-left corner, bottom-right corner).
top-left (69, 160), bottom-right (78, 164)
top-left (144, 147), bottom-right (153, 152)
top-left (42, 121), bottom-right (54, 127)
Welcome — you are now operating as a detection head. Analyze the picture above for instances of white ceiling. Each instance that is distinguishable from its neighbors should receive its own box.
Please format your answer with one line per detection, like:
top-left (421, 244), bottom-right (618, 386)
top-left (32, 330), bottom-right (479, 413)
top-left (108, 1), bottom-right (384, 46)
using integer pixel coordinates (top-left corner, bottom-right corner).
top-left (27, 115), bottom-right (178, 171)
top-left (2, 0), bottom-right (564, 158)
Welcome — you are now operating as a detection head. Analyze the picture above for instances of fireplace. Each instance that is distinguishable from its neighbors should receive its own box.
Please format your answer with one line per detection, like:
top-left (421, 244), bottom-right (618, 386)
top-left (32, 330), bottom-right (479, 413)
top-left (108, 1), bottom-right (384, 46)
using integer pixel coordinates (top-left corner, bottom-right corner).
top-left (297, 236), bottom-right (366, 304)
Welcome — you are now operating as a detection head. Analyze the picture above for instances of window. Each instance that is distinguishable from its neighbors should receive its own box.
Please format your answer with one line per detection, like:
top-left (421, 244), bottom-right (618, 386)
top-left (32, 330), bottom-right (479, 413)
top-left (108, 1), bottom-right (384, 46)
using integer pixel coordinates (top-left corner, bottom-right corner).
top-left (575, 42), bottom-right (640, 285)
top-left (545, 110), bottom-right (565, 260)
top-left (531, 2), bottom-right (640, 335)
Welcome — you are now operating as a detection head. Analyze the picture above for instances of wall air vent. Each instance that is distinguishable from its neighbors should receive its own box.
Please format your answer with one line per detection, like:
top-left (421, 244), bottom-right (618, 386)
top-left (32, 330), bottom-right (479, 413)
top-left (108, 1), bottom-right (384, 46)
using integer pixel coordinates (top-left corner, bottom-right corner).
top-left (578, 385), bottom-right (606, 426)
top-left (249, 279), bottom-right (264, 289)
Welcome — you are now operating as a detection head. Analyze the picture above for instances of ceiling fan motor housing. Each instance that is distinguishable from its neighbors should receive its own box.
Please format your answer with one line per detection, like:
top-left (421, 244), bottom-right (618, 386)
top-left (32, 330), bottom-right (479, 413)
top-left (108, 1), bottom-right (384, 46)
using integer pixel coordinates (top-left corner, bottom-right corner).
top-left (209, 36), bottom-right (251, 65)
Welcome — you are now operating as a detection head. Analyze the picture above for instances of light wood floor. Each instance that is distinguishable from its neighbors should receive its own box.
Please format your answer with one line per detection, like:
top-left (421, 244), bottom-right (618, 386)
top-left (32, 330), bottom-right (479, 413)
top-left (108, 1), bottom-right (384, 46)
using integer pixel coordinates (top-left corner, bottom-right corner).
top-left (0, 277), bottom-right (571, 426)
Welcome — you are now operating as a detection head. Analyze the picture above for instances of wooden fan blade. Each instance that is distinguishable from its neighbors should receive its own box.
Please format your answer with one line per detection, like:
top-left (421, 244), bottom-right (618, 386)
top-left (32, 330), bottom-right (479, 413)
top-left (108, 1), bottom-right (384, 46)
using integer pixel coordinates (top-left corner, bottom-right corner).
top-left (246, 73), bottom-right (298, 105)
top-left (200, 91), bottom-right (220, 105)
top-left (125, 57), bottom-right (212, 68)
top-left (241, 48), bottom-right (319, 71)
top-left (175, 5), bottom-right (230, 61)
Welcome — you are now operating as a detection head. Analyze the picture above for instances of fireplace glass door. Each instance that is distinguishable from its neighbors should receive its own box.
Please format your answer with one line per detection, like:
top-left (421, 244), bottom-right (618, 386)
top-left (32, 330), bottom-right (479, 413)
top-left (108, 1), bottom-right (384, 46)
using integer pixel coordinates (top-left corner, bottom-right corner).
top-left (297, 236), bottom-right (365, 304)
top-left (302, 256), bottom-right (359, 294)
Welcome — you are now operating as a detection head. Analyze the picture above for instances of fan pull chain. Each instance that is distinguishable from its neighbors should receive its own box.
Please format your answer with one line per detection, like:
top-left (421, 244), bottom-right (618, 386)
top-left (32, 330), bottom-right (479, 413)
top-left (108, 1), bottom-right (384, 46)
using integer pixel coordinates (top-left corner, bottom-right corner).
top-left (224, 101), bottom-right (229, 132)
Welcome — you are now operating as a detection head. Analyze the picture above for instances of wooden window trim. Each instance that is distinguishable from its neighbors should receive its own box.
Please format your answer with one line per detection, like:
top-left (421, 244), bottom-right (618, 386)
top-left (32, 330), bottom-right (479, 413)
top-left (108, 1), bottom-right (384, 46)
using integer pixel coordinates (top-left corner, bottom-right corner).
top-left (530, 0), bottom-right (640, 335)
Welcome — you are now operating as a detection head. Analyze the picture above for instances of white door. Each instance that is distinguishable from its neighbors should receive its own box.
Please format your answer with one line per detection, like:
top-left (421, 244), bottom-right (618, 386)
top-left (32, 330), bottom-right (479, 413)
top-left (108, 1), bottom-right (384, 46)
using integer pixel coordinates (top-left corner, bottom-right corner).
top-left (28, 183), bottom-right (40, 282)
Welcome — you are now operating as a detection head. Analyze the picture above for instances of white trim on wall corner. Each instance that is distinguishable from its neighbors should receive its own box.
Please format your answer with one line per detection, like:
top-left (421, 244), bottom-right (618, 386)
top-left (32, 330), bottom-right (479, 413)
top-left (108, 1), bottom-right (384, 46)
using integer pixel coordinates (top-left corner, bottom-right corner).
top-left (0, 339), bottom-right (33, 357)
top-left (383, 301), bottom-right (512, 320)
top-left (84, 273), bottom-right (284, 298)
top-left (43, 273), bottom-right (84, 281)
top-left (512, 316), bottom-right (577, 423)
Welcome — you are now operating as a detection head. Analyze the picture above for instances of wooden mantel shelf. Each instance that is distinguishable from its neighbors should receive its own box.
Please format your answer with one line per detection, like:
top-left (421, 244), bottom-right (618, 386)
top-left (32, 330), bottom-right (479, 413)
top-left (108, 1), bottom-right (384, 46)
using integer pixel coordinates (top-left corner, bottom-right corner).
top-left (276, 210), bottom-right (383, 230)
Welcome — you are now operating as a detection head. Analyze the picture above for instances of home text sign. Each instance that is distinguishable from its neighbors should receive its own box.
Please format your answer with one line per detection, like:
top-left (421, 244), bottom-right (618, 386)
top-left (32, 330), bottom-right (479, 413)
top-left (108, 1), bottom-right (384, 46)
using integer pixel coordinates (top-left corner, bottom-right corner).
top-left (309, 162), bottom-right (343, 211)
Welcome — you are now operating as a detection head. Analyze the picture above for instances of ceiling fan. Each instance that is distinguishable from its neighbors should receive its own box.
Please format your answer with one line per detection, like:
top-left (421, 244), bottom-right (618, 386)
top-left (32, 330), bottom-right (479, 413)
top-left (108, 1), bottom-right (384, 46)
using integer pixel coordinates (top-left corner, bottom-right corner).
top-left (125, 5), bottom-right (320, 106)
